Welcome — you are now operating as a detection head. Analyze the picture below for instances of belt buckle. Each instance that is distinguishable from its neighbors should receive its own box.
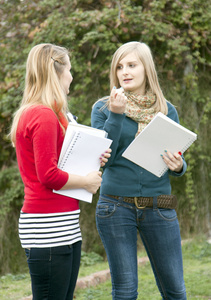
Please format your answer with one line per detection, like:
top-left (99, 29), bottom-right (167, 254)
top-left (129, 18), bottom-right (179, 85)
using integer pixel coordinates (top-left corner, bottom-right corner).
top-left (134, 197), bottom-right (146, 209)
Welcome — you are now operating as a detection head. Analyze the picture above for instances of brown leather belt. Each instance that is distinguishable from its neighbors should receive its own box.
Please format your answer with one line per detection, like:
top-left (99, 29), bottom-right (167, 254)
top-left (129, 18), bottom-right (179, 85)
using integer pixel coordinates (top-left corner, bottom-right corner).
top-left (105, 194), bottom-right (177, 209)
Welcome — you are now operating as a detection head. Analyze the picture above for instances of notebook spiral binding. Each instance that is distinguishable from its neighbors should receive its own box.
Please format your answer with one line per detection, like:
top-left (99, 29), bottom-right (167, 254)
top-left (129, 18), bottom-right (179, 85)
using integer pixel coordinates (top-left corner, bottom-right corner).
top-left (158, 136), bottom-right (196, 177)
top-left (60, 131), bottom-right (81, 170)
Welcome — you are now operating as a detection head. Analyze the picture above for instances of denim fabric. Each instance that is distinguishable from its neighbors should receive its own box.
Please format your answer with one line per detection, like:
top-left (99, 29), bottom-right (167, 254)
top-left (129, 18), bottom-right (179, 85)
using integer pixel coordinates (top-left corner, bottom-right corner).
top-left (96, 195), bottom-right (187, 300)
top-left (25, 241), bottom-right (81, 300)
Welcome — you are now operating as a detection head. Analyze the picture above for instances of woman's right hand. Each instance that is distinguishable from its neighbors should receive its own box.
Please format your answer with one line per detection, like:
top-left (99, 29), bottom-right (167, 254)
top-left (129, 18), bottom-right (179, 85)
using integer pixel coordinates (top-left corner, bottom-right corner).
top-left (109, 87), bottom-right (127, 114)
top-left (84, 171), bottom-right (102, 194)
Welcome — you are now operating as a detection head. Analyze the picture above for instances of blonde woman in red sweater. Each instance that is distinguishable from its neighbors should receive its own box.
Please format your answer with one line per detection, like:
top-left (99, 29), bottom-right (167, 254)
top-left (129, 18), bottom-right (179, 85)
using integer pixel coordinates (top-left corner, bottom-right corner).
top-left (10, 43), bottom-right (110, 300)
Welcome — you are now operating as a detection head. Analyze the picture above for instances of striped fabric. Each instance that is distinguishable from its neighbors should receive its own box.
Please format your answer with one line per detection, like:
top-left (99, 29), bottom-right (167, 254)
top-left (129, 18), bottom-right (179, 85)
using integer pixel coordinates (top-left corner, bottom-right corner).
top-left (19, 209), bottom-right (82, 248)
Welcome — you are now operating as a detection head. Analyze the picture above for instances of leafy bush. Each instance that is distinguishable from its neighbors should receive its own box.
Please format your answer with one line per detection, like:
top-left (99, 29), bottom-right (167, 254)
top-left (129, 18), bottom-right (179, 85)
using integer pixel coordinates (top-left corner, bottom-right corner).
top-left (0, 166), bottom-right (25, 275)
top-left (80, 251), bottom-right (104, 267)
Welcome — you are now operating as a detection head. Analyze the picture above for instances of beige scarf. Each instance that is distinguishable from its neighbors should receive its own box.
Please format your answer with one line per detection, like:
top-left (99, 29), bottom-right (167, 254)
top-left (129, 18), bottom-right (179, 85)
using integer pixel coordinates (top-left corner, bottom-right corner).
top-left (125, 90), bottom-right (157, 135)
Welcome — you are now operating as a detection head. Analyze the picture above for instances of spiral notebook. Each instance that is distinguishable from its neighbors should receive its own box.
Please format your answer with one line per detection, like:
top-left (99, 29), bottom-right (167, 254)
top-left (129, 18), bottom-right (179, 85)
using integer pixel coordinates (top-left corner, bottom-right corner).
top-left (58, 123), bottom-right (108, 166)
top-left (54, 130), bottom-right (112, 203)
top-left (122, 112), bottom-right (197, 177)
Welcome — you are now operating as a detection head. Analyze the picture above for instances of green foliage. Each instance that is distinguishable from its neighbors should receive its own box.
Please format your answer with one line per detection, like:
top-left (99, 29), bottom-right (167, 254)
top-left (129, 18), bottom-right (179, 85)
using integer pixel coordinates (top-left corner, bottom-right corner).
top-left (183, 239), bottom-right (211, 261)
top-left (79, 193), bottom-right (106, 256)
top-left (0, 166), bottom-right (25, 275)
top-left (0, 166), bottom-right (24, 216)
top-left (80, 251), bottom-right (104, 267)
top-left (0, 0), bottom-right (210, 274)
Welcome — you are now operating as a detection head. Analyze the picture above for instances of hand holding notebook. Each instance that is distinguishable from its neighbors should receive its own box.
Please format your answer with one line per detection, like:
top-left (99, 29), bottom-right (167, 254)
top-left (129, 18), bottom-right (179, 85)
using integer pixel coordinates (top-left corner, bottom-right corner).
top-left (54, 127), bottom-right (112, 202)
top-left (122, 112), bottom-right (197, 177)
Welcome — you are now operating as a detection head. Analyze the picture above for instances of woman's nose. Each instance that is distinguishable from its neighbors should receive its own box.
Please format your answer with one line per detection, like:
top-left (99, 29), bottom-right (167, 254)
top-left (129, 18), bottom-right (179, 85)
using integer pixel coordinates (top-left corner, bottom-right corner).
top-left (122, 66), bottom-right (128, 75)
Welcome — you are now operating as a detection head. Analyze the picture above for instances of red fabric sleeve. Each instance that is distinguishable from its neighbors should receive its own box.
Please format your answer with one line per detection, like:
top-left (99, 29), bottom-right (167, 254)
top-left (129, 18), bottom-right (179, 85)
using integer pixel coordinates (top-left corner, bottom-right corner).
top-left (30, 108), bottom-right (68, 190)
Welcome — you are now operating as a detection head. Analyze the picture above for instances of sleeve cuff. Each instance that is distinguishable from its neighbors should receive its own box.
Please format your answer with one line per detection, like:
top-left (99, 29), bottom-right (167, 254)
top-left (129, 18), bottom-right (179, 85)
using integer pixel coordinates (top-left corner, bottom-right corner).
top-left (168, 160), bottom-right (187, 177)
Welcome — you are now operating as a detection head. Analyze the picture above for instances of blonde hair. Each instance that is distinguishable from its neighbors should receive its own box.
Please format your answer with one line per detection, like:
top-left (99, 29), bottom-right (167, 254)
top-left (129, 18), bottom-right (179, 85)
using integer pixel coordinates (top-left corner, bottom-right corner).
top-left (10, 43), bottom-right (69, 145)
top-left (110, 41), bottom-right (168, 114)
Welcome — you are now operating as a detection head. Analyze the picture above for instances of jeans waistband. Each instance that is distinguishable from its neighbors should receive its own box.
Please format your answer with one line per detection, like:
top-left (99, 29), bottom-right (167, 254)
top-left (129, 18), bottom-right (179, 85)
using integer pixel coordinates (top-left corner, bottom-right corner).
top-left (104, 194), bottom-right (177, 209)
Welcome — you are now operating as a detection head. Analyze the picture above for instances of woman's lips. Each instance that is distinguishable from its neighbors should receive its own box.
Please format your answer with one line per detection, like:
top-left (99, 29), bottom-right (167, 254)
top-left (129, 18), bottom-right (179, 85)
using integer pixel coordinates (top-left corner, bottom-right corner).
top-left (123, 79), bottom-right (132, 83)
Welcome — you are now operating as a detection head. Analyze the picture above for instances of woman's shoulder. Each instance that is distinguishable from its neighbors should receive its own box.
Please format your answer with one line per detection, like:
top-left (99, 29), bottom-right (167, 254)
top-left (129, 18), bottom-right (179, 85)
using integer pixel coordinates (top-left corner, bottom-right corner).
top-left (166, 101), bottom-right (179, 122)
top-left (22, 105), bottom-right (58, 124)
top-left (92, 96), bottom-right (109, 114)
top-left (29, 104), bottom-right (54, 113)
top-left (92, 96), bottom-right (109, 109)
top-left (26, 105), bottom-right (56, 116)
top-left (166, 100), bottom-right (175, 109)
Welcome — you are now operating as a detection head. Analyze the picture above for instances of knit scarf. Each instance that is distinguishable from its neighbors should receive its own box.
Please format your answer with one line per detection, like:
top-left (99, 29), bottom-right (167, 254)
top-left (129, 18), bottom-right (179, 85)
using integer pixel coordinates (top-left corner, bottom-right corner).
top-left (125, 90), bottom-right (157, 135)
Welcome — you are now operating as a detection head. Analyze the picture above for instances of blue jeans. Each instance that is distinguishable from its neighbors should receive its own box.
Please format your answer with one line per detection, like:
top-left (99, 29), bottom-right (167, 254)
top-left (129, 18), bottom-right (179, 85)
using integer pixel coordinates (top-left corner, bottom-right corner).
top-left (96, 195), bottom-right (187, 300)
top-left (25, 241), bottom-right (81, 300)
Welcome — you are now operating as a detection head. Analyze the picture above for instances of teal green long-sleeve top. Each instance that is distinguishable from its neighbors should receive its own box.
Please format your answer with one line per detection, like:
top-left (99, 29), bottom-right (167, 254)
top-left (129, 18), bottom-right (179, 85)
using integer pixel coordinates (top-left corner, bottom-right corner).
top-left (91, 99), bottom-right (187, 197)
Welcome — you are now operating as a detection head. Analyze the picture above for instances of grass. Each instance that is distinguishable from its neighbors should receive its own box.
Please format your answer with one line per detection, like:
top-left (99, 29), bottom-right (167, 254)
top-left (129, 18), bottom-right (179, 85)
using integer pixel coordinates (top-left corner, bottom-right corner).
top-left (74, 237), bottom-right (211, 300)
top-left (0, 273), bottom-right (31, 300)
top-left (0, 237), bottom-right (210, 300)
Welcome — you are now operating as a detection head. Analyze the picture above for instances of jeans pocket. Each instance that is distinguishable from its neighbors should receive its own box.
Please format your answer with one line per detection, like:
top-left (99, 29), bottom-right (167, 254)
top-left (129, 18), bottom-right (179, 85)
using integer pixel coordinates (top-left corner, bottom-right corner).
top-left (28, 247), bottom-right (51, 262)
top-left (157, 208), bottom-right (177, 221)
top-left (96, 202), bottom-right (116, 219)
top-left (52, 245), bottom-right (73, 256)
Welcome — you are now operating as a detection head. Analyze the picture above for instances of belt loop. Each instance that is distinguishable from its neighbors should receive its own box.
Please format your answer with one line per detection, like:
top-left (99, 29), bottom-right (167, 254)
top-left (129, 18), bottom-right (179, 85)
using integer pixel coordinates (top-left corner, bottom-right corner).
top-left (153, 196), bottom-right (158, 210)
top-left (116, 196), bottom-right (123, 206)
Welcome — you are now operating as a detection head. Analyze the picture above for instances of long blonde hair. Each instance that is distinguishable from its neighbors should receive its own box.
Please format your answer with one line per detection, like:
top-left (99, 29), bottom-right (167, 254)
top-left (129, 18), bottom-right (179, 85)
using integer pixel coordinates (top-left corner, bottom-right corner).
top-left (10, 43), bottom-right (69, 145)
top-left (110, 41), bottom-right (168, 114)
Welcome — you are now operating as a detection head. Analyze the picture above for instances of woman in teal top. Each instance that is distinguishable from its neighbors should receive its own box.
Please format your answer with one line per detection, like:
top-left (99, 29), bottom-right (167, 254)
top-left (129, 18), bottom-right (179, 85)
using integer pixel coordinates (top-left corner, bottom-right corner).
top-left (91, 41), bottom-right (187, 300)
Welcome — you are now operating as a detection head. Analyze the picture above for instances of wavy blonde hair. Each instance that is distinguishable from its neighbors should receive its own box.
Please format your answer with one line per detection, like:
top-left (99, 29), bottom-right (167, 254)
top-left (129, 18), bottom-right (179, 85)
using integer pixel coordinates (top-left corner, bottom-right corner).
top-left (110, 41), bottom-right (168, 113)
top-left (10, 43), bottom-right (69, 145)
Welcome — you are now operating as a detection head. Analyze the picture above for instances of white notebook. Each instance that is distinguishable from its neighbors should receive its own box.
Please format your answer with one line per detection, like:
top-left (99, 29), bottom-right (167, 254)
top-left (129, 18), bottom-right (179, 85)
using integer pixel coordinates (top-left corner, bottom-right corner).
top-left (58, 123), bottom-right (108, 165)
top-left (122, 112), bottom-right (197, 177)
top-left (54, 130), bottom-right (112, 203)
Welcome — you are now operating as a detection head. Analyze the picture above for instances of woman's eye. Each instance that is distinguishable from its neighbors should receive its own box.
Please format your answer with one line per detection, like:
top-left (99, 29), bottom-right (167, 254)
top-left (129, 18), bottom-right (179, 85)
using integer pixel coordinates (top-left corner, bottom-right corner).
top-left (117, 65), bottom-right (122, 70)
top-left (129, 64), bottom-right (136, 68)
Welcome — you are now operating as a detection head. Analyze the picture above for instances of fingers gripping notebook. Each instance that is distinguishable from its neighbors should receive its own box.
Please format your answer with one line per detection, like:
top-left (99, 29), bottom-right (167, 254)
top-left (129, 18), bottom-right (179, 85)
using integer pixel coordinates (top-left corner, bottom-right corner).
top-left (122, 112), bottom-right (197, 177)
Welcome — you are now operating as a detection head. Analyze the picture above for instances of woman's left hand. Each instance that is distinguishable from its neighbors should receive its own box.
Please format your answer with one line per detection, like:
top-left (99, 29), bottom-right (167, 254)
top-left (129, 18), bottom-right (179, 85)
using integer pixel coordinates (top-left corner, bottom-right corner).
top-left (161, 150), bottom-right (183, 173)
top-left (100, 148), bottom-right (112, 167)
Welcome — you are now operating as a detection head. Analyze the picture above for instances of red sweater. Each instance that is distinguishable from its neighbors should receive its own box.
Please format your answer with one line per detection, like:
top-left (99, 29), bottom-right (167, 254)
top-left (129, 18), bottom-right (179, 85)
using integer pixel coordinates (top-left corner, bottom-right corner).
top-left (16, 105), bottom-right (79, 213)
